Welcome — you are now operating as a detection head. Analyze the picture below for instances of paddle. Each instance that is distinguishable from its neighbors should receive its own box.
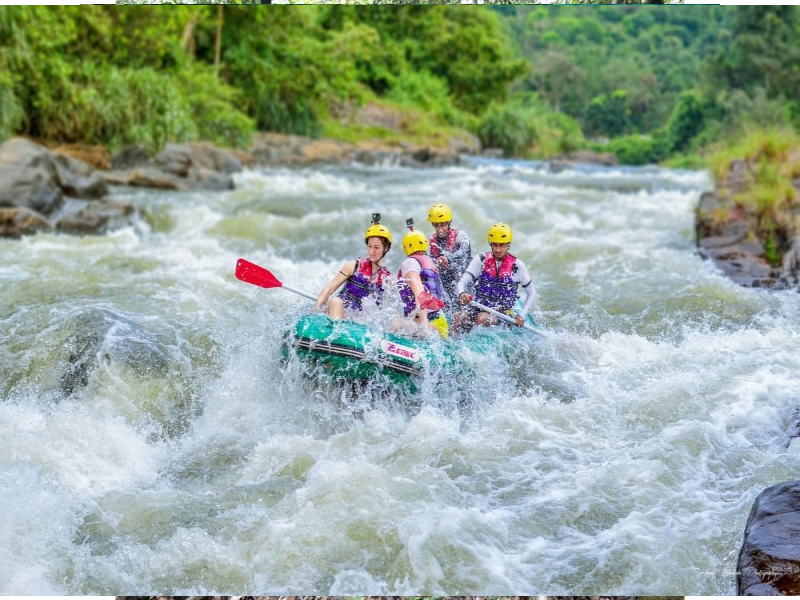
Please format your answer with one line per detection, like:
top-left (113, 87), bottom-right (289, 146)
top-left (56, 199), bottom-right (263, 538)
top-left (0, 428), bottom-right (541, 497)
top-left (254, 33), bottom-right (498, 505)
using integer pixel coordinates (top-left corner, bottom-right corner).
top-left (235, 258), bottom-right (317, 302)
top-left (469, 299), bottom-right (546, 336)
top-left (237, 257), bottom-right (430, 322)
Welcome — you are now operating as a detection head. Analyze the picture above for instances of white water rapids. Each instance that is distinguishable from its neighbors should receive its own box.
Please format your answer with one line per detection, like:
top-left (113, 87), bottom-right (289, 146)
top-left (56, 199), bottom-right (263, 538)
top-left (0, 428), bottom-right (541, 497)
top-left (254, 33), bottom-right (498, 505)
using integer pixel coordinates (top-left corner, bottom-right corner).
top-left (1, 157), bottom-right (799, 595)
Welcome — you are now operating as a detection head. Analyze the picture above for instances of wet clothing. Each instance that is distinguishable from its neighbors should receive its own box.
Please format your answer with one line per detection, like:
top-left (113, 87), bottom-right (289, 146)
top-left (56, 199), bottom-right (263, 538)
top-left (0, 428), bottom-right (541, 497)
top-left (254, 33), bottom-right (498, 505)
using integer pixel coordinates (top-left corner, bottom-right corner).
top-left (338, 257), bottom-right (391, 312)
top-left (455, 252), bottom-right (537, 318)
top-left (398, 253), bottom-right (449, 338)
top-left (429, 228), bottom-right (471, 304)
top-left (426, 312), bottom-right (449, 339)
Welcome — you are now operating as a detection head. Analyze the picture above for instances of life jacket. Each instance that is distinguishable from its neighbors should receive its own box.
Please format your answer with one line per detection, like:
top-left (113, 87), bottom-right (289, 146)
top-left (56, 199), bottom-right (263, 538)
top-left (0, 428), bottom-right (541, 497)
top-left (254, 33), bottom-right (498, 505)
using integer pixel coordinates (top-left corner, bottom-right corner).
top-left (474, 252), bottom-right (518, 312)
top-left (398, 254), bottom-right (445, 318)
top-left (429, 228), bottom-right (459, 258)
top-left (338, 258), bottom-right (390, 311)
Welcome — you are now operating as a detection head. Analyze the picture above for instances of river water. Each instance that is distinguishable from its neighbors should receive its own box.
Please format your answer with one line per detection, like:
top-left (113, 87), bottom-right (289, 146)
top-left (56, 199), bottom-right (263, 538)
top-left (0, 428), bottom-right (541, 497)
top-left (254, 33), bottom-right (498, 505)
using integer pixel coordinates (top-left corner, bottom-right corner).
top-left (1, 156), bottom-right (798, 595)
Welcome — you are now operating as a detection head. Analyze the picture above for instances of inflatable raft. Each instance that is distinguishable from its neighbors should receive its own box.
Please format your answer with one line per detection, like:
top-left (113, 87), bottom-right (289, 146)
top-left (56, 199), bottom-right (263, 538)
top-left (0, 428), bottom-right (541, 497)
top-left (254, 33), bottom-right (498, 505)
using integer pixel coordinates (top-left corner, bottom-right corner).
top-left (282, 303), bottom-right (540, 394)
top-left (233, 258), bottom-right (542, 394)
top-left (283, 313), bottom-right (459, 393)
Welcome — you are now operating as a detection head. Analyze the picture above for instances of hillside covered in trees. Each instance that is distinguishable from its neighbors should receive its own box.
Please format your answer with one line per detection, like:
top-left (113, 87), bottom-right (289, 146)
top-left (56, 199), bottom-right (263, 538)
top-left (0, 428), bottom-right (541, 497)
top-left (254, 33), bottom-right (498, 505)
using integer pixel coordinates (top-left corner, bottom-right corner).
top-left (1, 5), bottom-right (798, 167)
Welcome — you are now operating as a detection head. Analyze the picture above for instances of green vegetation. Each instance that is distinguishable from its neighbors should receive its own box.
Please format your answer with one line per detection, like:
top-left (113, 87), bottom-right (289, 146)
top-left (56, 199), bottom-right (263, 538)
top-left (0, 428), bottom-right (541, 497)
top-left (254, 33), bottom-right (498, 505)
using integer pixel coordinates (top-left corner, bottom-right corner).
top-left (1, 5), bottom-right (799, 188)
top-left (706, 128), bottom-right (800, 255)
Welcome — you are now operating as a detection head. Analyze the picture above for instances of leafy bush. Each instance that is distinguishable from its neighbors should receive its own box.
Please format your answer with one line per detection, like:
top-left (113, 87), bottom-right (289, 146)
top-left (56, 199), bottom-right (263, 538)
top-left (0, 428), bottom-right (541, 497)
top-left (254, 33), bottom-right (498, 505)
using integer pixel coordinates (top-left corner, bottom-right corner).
top-left (538, 110), bottom-right (584, 155)
top-left (75, 64), bottom-right (198, 153)
top-left (255, 92), bottom-right (320, 138)
top-left (176, 66), bottom-right (254, 148)
top-left (477, 101), bottom-right (537, 157)
top-left (665, 90), bottom-right (705, 153)
top-left (388, 69), bottom-right (449, 113)
top-left (583, 90), bottom-right (628, 139)
top-left (608, 133), bottom-right (667, 165)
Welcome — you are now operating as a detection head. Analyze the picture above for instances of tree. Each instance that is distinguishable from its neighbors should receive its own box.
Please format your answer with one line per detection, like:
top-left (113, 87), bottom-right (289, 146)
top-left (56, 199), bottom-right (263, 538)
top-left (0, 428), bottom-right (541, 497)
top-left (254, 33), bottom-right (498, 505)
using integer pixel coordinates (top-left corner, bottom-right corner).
top-left (665, 90), bottom-right (704, 153)
top-left (582, 89), bottom-right (628, 138)
top-left (709, 7), bottom-right (800, 101)
top-left (526, 49), bottom-right (583, 113)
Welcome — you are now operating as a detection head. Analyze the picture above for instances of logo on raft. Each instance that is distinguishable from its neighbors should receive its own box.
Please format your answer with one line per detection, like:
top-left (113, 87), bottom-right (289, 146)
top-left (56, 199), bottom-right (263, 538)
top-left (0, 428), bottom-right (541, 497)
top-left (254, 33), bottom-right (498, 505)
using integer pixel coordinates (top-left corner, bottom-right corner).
top-left (379, 340), bottom-right (420, 363)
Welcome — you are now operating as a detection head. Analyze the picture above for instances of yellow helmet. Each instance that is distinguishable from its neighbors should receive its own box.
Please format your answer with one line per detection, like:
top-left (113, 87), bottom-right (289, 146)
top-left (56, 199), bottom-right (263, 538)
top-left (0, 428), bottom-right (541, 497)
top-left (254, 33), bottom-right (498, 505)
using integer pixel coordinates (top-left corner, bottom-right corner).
top-left (487, 222), bottom-right (512, 244)
top-left (365, 223), bottom-right (392, 245)
top-left (403, 229), bottom-right (428, 255)
top-left (427, 203), bottom-right (453, 224)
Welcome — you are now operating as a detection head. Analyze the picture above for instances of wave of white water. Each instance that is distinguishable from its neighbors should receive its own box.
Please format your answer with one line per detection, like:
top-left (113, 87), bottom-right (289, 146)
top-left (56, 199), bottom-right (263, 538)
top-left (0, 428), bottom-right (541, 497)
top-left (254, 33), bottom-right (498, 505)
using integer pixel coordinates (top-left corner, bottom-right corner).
top-left (1, 158), bottom-right (798, 595)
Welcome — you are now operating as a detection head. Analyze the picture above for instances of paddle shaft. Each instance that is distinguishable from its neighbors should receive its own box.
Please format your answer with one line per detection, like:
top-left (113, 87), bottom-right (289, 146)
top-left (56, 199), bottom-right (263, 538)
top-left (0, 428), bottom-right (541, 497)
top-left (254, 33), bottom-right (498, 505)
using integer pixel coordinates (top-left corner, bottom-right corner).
top-left (283, 283), bottom-right (316, 302)
top-left (469, 300), bottom-right (545, 336)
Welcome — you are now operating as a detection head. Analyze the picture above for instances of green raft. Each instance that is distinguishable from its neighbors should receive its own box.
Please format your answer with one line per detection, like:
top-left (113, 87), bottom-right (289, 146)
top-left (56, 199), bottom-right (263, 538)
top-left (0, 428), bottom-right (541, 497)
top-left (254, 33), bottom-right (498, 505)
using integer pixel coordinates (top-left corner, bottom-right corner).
top-left (283, 313), bottom-right (460, 394)
top-left (282, 304), bottom-right (541, 395)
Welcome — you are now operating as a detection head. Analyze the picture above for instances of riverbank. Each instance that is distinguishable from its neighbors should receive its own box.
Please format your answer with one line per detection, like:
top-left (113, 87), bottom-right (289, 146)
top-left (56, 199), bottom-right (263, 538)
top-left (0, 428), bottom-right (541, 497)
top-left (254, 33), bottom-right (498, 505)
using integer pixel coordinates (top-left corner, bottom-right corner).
top-left (695, 136), bottom-right (800, 291)
top-left (0, 132), bottom-right (619, 239)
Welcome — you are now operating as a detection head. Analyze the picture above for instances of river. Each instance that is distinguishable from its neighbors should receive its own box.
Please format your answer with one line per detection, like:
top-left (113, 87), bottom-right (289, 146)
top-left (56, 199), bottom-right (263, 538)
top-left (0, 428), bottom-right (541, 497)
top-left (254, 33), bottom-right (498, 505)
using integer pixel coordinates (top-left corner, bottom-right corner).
top-left (2, 156), bottom-right (798, 595)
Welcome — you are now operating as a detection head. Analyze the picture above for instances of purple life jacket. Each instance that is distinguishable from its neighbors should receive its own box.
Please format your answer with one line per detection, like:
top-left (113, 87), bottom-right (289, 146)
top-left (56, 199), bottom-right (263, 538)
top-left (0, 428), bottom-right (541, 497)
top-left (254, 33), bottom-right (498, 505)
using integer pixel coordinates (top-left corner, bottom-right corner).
top-left (397, 254), bottom-right (445, 318)
top-left (338, 257), bottom-right (390, 311)
top-left (474, 252), bottom-right (518, 312)
top-left (429, 228), bottom-right (459, 258)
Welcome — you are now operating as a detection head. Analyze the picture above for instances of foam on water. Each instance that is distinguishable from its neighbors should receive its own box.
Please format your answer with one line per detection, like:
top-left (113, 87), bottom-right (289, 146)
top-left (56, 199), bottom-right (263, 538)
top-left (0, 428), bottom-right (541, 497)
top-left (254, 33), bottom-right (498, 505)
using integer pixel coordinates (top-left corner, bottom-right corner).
top-left (1, 159), bottom-right (799, 594)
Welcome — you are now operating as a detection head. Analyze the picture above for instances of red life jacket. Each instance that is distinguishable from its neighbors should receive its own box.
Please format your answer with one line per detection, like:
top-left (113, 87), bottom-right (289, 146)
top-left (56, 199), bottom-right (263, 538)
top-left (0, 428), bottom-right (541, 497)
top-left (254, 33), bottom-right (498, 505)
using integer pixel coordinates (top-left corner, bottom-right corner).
top-left (474, 252), bottom-right (518, 311)
top-left (338, 257), bottom-right (390, 311)
top-left (429, 228), bottom-right (459, 258)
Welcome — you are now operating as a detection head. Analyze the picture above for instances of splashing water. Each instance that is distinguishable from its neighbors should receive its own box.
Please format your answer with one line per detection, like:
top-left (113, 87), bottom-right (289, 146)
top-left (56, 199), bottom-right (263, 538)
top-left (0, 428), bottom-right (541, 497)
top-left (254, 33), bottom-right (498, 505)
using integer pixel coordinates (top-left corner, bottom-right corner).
top-left (1, 158), bottom-right (798, 594)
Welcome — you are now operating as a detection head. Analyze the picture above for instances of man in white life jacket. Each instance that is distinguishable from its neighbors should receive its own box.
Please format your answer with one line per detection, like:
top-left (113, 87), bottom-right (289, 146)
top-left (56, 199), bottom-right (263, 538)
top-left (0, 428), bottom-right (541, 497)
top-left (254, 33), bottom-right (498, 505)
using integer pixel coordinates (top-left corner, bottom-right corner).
top-left (453, 222), bottom-right (537, 333)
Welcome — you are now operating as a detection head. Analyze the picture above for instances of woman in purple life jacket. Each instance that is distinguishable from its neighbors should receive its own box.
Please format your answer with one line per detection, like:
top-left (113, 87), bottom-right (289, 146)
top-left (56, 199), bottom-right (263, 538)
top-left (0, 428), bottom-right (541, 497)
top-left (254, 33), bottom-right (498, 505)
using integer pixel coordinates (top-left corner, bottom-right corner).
top-left (395, 220), bottom-right (449, 339)
top-left (452, 222), bottom-right (537, 334)
top-left (315, 216), bottom-right (393, 320)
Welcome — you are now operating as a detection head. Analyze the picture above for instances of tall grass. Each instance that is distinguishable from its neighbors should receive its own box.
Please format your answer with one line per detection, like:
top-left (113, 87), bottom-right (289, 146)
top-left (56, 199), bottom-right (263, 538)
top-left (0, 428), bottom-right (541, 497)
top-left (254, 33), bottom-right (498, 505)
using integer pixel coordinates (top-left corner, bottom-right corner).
top-left (477, 94), bottom-right (583, 158)
top-left (708, 127), bottom-right (800, 245)
top-left (0, 71), bottom-right (25, 140)
top-left (1, 58), bottom-right (254, 152)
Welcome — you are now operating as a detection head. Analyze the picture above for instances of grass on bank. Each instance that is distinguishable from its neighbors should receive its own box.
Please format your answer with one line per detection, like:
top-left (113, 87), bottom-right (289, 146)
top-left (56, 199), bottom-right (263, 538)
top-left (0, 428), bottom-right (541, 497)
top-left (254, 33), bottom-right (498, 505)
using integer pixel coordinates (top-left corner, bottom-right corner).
top-left (705, 127), bottom-right (800, 262)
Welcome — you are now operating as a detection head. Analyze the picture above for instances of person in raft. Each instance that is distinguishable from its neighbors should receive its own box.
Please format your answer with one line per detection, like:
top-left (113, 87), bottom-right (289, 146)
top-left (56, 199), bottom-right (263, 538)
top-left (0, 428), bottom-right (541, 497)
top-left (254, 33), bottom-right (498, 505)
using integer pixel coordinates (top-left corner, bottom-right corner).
top-left (396, 217), bottom-right (449, 339)
top-left (427, 202), bottom-right (471, 308)
top-left (315, 213), bottom-right (393, 319)
top-left (452, 222), bottom-right (537, 333)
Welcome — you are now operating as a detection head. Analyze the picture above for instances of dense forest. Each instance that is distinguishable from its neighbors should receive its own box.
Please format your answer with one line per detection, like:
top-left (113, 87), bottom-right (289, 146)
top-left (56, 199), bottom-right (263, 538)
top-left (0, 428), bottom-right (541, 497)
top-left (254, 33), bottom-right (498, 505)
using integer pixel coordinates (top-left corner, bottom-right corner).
top-left (1, 5), bottom-right (799, 167)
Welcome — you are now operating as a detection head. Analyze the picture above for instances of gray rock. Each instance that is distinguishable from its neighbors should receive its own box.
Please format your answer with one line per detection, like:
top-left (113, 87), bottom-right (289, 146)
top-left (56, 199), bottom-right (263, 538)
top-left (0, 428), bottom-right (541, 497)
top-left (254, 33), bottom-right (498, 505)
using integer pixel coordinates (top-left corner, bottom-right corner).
top-left (55, 198), bottom-right (138, 235)
top-left (737, 480), bottom-right (800, 595)
top-left (0, 206), bottom-right (53, 238)
top-left (59, 308), bottom-right (169, 396)
top-left (53, 153), bottom-right (108, 199)
top-left (189, 167), bottom-right (234, 191)
top-left (110, 144), bottom-right (151, 170)
top-left (0, 138), bottom-right (64, 213)
top-left (0, 163), bottom-right (63, 214)
top-left (154, 144), bottom-right (193, 177)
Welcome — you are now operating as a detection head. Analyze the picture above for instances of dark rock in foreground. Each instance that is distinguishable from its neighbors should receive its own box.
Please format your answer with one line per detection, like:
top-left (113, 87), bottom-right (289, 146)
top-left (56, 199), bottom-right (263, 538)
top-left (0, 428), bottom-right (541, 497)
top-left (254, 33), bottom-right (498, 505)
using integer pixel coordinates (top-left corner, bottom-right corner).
top-left (737, 480), bottom-right (800, 595)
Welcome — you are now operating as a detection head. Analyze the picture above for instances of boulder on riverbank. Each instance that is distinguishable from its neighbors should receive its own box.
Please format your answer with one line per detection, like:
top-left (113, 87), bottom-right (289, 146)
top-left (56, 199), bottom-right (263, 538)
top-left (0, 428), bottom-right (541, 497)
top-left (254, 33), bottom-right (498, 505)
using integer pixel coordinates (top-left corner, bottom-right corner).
top-left (104, 141), bottom-right (242, 191)
top-left (0, 137), bottom-right (137, 238)
top-left (695, 158), bottom-right (800, 289)
top-left (737, 480), bottom-right (800, 595)
top-left (549, 149), bottom-right (619, 172)
top-left (246, 131), bottom-right (470, 168)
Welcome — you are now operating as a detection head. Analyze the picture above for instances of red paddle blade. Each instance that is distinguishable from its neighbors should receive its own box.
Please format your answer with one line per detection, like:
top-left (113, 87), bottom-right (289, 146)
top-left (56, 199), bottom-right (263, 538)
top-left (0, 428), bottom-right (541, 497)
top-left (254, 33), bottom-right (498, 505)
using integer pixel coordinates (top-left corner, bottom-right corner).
top-left (235, 258), bottom-right (283, 289)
